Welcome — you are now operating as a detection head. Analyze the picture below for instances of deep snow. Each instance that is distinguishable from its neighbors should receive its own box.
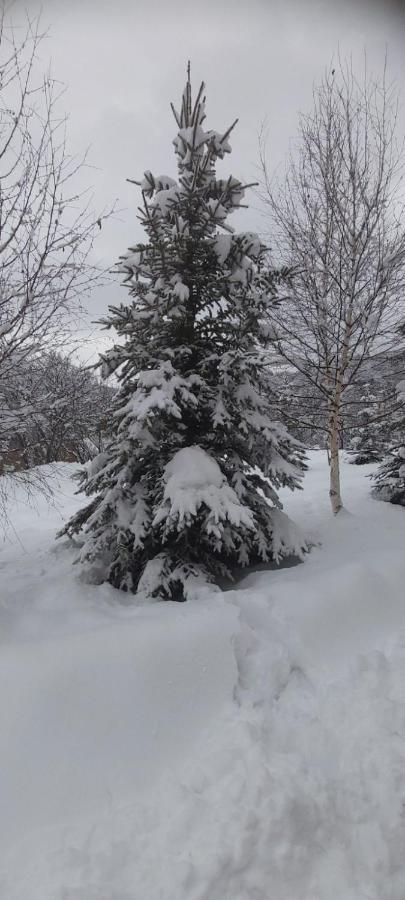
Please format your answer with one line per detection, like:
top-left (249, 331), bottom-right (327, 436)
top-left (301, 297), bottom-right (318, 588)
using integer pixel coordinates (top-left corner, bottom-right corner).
top-left (0, 452), bottom-right (404, 899)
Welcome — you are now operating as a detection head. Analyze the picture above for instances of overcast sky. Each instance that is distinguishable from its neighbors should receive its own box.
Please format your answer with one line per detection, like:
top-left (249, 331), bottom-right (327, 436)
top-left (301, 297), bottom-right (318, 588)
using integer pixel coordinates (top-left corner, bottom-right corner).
top-left (27, 0), bottom-right (405, 361)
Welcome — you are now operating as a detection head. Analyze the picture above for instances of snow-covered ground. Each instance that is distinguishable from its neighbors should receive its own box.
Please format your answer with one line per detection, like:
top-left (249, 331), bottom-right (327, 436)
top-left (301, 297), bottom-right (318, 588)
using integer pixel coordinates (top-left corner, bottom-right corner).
top-left (1, 452), bottom-right (404, 899)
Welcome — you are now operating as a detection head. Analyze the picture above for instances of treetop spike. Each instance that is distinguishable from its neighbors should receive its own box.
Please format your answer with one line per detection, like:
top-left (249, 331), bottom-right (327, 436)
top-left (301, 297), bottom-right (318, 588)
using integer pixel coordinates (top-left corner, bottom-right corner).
top-left (187, 60), bottom-right (191, 83)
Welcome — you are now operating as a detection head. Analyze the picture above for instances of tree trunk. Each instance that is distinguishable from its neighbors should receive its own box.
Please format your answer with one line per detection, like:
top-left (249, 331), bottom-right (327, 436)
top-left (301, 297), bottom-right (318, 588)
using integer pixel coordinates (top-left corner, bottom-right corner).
top-left (328, 406), bottom-right (343, 514)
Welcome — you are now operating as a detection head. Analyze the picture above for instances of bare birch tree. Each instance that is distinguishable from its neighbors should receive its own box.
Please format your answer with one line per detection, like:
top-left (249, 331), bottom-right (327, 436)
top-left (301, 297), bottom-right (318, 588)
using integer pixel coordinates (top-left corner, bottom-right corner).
top-left (0, 8), bottom-right (110, 516)
top-left (260, 59), bottom-right (405, 513)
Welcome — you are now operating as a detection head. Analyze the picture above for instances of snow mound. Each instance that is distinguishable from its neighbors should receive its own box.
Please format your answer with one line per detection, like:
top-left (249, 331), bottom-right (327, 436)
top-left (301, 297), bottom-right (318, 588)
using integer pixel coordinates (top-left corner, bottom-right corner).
top-left (156, 445), bottom-right (255, 532)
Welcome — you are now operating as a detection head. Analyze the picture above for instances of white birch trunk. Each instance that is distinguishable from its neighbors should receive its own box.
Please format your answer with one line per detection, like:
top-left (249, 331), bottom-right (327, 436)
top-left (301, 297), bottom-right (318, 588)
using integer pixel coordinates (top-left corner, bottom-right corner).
top-left (328, 404), bottom-right (343, 514)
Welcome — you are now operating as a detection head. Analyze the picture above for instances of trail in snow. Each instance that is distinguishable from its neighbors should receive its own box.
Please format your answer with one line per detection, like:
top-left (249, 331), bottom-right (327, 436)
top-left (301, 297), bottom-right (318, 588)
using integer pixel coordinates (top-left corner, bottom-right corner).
top-left (0, 453), bottom-right (405, 899)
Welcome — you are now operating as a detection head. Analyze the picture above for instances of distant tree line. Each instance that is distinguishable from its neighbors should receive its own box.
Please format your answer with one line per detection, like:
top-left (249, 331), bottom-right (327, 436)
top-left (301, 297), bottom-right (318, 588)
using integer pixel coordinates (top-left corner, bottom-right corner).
top-left (0, 351), bottom-right (115, 473)
top-left (270, 348), bottom-right (405, 464)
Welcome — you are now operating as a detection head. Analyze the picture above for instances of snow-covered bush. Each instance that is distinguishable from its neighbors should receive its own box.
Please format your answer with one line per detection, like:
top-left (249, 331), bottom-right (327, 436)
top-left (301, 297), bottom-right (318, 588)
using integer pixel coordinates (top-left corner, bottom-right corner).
top-left (60, 72), bottom-right (307, 600)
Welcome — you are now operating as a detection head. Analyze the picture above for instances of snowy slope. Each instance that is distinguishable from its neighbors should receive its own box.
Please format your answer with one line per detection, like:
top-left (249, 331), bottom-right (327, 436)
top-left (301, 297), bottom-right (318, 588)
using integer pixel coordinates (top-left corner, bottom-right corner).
top-left (0, 454), bottom-right (404, 899)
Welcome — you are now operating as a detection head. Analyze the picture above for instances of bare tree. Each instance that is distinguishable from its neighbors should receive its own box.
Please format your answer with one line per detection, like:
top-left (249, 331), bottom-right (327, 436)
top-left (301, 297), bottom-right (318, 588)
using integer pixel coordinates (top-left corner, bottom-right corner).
top-left (260, 58), bottom-right (405, 513)
top-left (0, 8), bottom-right (111, 515)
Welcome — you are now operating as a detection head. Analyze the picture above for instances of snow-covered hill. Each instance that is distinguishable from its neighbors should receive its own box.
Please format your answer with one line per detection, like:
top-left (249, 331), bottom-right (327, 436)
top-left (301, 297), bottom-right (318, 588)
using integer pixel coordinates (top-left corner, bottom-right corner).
top-left (1, 453), bottom-right (404, 899)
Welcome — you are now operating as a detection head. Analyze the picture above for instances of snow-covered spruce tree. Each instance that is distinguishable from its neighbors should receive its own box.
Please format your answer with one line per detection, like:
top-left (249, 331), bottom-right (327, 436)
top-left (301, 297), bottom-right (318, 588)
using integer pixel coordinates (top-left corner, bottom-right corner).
top-left (372, 381), bottom-right (405, 505)
top-left (373, 445), bottom-right (405, 504)
top-left (60, 73), bottom-right (307, 600)
top-left (349, 432), bottom-right (385, 465)
top-left (348, 387), bottom-right (389, 465)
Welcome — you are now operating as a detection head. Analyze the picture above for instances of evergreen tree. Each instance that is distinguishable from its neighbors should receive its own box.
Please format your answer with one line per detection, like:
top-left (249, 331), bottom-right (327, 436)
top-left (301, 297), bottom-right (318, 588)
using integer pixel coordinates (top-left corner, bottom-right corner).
top-left (347, 386), bottom-right (389, 465)
top-left (60, 71), bottom-right (307, 600)
top-left (349, 433), bottom-right (385, 465)
top-left (373, 381), bottom-right (405, 505)
top-left (372, 442), bottom-right (405, 504)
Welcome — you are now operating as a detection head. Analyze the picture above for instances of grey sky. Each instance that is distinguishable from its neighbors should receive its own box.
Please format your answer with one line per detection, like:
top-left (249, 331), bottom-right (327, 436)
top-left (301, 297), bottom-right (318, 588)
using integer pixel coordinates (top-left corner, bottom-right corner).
top-left (29, 0), bottom-right (405, 360)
